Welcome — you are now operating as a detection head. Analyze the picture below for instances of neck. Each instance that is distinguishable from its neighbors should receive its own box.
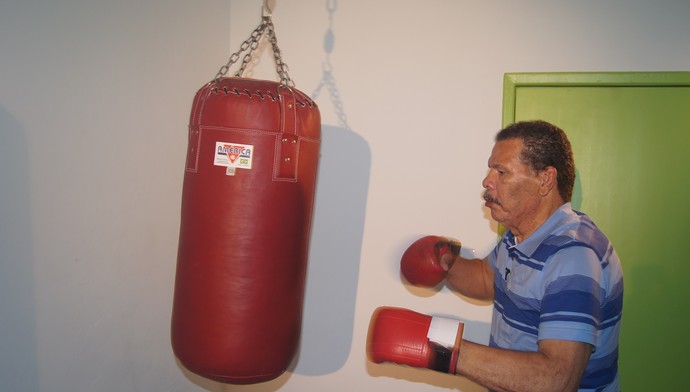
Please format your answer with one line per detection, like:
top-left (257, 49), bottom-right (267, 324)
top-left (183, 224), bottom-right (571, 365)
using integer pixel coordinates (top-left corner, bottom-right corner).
top-left (510, 198), bottom-right (565, 243)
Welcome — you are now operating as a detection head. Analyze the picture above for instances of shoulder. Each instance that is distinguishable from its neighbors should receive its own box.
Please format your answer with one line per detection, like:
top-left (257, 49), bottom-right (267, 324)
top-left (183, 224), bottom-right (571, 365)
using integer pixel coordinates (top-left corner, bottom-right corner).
top-left (539, 208), bottom-right (613, 265)
top-left (535, 209), bottom-right (614, 292)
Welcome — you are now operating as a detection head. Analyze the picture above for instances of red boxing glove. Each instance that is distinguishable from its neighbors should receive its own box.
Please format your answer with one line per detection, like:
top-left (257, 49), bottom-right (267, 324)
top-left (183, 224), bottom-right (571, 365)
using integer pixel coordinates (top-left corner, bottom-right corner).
top-left (367, 306), bottom-right (464, 374)
top-left (401, 235), bottom-right (461, 287)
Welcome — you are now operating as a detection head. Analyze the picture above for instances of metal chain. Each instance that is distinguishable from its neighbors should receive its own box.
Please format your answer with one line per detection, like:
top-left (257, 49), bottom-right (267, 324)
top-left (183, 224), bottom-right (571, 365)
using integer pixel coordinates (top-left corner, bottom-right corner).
top-left (213, 21), bottom-right (265, 83)
top-left (234, 28), bottom-right (265, 79)
top-left (264, 17), bottom-right (294, 87)
top-left (213, 16), bottom-right (294, 87)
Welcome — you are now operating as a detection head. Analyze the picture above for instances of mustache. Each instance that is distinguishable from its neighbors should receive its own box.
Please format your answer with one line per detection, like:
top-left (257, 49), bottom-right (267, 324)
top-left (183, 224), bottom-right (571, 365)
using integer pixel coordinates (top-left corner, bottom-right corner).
top-left (483, 190), bottom-right (501, 206)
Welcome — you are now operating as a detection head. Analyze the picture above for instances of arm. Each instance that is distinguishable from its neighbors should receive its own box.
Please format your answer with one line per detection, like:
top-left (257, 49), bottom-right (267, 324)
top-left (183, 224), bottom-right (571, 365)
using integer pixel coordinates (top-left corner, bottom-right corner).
top-left (442, 255), bottom-right (495, 301)
top-left (367, 307), bottom-right (592, 392)
top-left (456, 339), bottom-right (592, 392)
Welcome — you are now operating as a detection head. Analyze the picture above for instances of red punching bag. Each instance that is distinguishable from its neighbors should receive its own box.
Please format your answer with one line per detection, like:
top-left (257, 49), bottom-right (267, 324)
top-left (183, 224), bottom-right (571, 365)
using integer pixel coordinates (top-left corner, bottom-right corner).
top-left (171, 14), bottom-right (321, 385)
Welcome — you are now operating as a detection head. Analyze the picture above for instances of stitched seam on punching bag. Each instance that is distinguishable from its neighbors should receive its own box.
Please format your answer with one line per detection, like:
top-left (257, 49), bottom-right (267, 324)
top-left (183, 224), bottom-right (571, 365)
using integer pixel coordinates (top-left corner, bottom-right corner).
top-left (191, 128), bottom-right (319, 146)
top-left (189, 84), bottom-right (204, 126)
top-left (185, 126), bottom-right (199, 173)
top-left (195, 126), bottom-right (302, 178)
top-left (271, 138), bottom-right (320, 183)
top-left (186, 85), bottom-right (215, 173)
top-left (274, 87), bottom-right (299, 181)
top-left (273, 136), bottom-right (297, 183)
top-left (192, 83), bottom-right (215, 129)
top-left (200, 126), bottom-right (278, 137)
top-left (280, 96), bottom-right (298, 137)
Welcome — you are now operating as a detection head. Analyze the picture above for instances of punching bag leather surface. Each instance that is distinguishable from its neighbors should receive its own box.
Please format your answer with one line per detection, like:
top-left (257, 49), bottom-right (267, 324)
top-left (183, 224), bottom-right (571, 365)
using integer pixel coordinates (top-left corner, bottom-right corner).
top-left (171, 77), bottom-right (321, 384)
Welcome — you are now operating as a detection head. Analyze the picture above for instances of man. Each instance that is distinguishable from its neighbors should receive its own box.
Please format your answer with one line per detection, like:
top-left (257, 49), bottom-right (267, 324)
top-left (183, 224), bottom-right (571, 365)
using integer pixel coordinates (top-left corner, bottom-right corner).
top-left (368, 120), bottom-right (623, 392)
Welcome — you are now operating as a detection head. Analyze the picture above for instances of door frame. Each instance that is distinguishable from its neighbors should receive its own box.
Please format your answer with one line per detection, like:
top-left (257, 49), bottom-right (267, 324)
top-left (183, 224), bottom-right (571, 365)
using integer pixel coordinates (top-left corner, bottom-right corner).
top-left (503, 71), bottom-right (690, 126)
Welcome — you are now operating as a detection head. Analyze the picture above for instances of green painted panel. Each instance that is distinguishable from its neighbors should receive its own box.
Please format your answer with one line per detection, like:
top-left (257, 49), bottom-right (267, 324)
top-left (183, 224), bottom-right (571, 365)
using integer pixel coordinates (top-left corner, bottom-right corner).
top-left (503, 73), bottom-right (690, 391)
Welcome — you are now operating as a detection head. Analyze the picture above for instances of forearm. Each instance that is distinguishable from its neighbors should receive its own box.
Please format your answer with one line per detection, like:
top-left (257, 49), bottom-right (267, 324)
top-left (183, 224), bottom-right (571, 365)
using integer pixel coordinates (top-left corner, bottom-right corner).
top-left (456, 340), bottom-right (589, 392)
top-left (445, 257), bottom-right (494, 301)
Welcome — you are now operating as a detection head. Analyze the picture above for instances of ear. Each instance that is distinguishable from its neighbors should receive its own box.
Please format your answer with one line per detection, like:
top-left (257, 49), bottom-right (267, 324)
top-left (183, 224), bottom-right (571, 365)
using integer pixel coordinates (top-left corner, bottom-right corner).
top-left (539, 166), bottom-right (558, 197)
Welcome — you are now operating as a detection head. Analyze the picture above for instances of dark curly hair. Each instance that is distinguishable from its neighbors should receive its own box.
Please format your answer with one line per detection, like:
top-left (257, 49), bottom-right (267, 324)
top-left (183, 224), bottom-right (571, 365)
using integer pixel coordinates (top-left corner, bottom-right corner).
top-left (496, 120), bottom-right (576, 202)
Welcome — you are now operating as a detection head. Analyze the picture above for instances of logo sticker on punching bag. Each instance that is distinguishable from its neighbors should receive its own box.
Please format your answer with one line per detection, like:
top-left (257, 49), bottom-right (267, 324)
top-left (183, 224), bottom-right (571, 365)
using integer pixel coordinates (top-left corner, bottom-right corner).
top-left (214, 142), bottom-right (254, 176)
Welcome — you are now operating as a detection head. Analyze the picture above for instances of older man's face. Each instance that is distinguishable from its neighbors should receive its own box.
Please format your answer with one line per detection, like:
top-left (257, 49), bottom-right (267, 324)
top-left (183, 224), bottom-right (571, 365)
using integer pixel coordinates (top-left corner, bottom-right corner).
top-left (482, 139), bottom-right (542, 233)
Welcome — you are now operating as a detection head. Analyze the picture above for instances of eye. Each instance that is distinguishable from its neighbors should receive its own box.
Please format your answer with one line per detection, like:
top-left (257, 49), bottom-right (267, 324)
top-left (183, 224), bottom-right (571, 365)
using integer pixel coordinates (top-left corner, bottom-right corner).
top-left (488, 165), bottom-right (508, 177)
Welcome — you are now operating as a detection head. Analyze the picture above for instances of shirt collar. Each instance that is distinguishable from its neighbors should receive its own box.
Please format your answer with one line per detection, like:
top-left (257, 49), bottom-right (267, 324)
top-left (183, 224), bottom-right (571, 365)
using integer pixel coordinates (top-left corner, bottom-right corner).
top-left (507, 203), bottom-right (574, 257)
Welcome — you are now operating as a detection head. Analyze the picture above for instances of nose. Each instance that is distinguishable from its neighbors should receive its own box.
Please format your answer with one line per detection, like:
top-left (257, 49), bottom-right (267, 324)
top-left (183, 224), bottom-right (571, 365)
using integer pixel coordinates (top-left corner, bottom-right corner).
top-left (482, 170), bottom-right (493, 190)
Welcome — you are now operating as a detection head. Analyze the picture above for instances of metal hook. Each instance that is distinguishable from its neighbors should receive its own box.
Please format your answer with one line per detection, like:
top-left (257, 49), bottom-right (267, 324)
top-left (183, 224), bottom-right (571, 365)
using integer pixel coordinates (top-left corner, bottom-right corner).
top-left (326, 0), bottom-right (337, 14)
top-left (262, 0), bottom-right (274, 17)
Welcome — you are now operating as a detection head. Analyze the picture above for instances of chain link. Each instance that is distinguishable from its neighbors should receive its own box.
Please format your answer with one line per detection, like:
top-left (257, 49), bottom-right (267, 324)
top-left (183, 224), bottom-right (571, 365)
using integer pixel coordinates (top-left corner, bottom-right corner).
top-left (213, 16), bottom-right (294, 87)
top-left (264, 17), bottom-right (294, 87)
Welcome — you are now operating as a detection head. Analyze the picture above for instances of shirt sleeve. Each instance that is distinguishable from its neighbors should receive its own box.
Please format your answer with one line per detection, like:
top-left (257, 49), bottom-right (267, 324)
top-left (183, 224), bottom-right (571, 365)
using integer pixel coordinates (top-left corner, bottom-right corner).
top-left (538, 245), bottom-right (603, 347)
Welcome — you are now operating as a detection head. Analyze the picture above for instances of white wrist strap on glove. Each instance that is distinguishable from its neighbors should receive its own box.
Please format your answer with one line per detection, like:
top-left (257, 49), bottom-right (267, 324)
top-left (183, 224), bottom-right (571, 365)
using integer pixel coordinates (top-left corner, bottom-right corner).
top-left (427, 315), bottom-right (464, 374)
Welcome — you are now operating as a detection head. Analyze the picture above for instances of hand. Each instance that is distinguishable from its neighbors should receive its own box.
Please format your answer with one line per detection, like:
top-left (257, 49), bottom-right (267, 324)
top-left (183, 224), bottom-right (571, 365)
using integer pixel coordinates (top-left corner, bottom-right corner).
top-left (439, 244), bottom-right (460, 272)
top-left (400, 235), bottom-right (461, 287)
top-left (367, 306), bottom-right (464, 374)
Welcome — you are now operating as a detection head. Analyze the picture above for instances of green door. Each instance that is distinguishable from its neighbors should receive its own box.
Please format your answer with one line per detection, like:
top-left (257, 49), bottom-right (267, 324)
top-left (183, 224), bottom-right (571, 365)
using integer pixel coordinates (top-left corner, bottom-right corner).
top-left (503, 72), bottom-right (690, 391)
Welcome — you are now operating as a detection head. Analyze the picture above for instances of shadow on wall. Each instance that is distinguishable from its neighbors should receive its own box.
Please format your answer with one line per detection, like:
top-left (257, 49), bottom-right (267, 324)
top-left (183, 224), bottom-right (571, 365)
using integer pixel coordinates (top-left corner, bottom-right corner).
top-left (0, 108), bottom-right (39, 392)
top-left (294, 0), bottom-right (370, 377)
top-left (294, 123), bottom-right (370, 376)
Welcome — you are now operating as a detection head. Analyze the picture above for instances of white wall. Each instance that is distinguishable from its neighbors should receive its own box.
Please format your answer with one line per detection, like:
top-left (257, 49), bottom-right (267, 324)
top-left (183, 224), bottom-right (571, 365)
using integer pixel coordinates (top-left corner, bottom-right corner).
top-left (1, 1), bottom-right (688, 391)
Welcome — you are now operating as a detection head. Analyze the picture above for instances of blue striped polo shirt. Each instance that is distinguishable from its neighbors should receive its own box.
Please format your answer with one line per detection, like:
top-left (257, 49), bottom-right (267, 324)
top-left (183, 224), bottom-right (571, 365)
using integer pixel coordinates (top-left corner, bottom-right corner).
top-left (488, 203), bottom-right (623, 392)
